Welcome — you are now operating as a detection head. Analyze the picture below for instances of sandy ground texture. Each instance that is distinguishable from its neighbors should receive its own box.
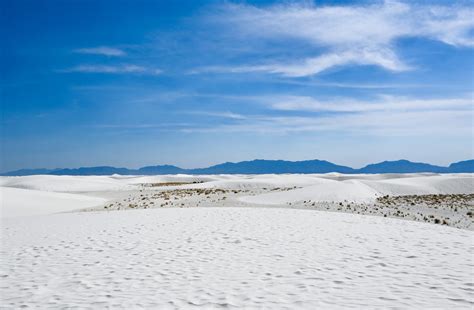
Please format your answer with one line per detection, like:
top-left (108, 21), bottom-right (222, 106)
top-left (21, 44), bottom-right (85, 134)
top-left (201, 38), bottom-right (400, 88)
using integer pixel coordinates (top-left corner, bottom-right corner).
top-left (1, 173), bottom-right (473, 229)
top-left (1, 207), bottom-right (473, 309)
top-left (1, 174), bottom-right (473, 308)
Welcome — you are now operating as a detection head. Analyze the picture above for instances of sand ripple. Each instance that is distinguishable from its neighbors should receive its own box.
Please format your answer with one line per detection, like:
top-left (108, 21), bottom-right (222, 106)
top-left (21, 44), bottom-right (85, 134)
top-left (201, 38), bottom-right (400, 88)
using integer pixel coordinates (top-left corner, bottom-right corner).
top-left (1, 208), bottom-right (473, 309)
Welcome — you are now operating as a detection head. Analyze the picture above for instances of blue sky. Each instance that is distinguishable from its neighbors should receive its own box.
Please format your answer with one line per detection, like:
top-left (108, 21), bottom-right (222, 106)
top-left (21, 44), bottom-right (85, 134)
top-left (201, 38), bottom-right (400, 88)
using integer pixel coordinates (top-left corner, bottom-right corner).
top-left (1, 0), bottom-right (473, 171)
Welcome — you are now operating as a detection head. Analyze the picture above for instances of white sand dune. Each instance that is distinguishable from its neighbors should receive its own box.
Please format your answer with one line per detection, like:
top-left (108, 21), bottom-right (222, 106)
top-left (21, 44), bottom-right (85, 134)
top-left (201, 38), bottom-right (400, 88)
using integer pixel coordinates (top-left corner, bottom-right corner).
top-left (1, 174), bottom-right (473, 308)
top-left (0, 175), bottom-right (132, 192)
top-left (1, 207), bottom-right (472, 309)
top-left (180, 174), bottom-right (323, 191)
top-left (319, 172), bottom-right (444, 180)
top-left (0, 187), bottom-right (106, 218)
top-left (1, 173), bottom-right (472, 218)
top-left (362, 175), bottom-right (474, 196)
top-left (240, 178), bottom-right (380, 204)
top-left (122, 174), bottom-right (219, 185)
top-left (240, 174), bottom-right (474, 204)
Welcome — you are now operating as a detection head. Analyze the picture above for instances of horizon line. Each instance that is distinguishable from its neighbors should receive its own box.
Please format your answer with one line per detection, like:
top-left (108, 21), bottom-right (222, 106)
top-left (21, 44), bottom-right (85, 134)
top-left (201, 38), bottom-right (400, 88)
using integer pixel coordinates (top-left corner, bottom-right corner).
top-left (2, 158), bottom-right (473, 175)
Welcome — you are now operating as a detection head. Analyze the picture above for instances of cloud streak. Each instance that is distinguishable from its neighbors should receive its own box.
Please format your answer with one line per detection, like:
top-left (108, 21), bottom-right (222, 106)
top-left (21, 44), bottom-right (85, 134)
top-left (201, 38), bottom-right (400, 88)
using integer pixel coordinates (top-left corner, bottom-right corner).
top-left (195, 47), bottom-right (410, 77)
top-left (62, 64), bottom-right (162, 75)
top-left (186, 111), bottom-right (247, 120)
top-left (175, 93), bottom-right (473, 136)
top-left (180, 110), bottom-right (472, 137)
top-left (195, 1), bottom-right (474, 77)
top-left (268, 95), bottom-right (474, 113)
top-left (74, 46), bottom-right (126, 57)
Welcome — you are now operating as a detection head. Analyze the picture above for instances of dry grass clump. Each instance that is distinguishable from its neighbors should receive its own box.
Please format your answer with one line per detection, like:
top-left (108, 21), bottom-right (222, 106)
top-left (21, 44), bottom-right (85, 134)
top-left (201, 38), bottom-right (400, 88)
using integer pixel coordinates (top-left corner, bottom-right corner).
top-left (144, 181), bottom-right (203, 187)
top-left (377, 194), bottom-right (474, 208)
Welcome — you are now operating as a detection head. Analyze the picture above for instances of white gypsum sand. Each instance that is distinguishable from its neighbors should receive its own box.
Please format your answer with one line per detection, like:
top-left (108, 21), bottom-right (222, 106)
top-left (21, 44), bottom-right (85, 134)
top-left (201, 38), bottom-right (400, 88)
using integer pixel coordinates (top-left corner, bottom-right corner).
top-left (0, 187), bottom-right (106, 218)
top-left (0, 173), bottom-right (473, 229)
top-left (0, 174), bottom-right (473, 308)
top-left (1, 207), bottom-right (473, 308)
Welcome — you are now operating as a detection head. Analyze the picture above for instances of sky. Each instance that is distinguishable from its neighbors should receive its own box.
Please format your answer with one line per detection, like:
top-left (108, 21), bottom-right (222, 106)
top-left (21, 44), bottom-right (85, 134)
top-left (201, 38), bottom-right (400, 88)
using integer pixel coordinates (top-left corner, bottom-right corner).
top-left (1, 0), bottom-right (473, 171)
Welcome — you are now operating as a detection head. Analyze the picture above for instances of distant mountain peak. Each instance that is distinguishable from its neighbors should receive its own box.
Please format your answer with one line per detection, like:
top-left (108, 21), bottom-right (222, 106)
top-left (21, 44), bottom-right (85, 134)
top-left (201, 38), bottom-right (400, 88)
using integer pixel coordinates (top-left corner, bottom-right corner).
top-left (2, 159), bottom-right (473, 176)
top-left (358, 159), bottom-right (447, 174)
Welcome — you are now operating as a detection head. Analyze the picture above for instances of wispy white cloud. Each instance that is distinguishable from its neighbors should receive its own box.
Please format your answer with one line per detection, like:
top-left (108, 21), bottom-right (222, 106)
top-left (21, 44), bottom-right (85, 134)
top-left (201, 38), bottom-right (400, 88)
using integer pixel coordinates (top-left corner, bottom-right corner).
top-left (178, 93), bottom-right (473, 136)
top-left (74, 46), bottom-right (126, 57)
top-left (186, 111), bottom-right (247, 120)
top-left (195, 47), bottom-right (410, 77)
top-left (62, 64), bottom-right (162, 75)
top-left (92, 122), bottom-right (192, 129)
top-left (268, 94), bottom-right (474, 113)
top-left (276, 80), bottom-right (438, 90)
top-left (180, 109), bottom-right (472, 136)
top-left (195, 1), bottom-right (474, 76)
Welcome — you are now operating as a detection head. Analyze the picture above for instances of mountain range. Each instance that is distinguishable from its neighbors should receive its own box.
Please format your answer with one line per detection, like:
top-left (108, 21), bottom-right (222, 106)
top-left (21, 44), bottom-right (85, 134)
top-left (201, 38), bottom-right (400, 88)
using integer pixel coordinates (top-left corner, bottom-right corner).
top-left (2, 159), bottom-right (473, 176)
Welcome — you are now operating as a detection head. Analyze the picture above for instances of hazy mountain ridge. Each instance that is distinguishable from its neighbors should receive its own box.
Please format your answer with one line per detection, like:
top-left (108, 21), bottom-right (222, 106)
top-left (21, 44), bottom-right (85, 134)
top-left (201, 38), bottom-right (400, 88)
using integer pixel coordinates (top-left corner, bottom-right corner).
top-left (2, 159), bottom-right (473, 176)
top-left (357, 160), bottom-right (447, 174)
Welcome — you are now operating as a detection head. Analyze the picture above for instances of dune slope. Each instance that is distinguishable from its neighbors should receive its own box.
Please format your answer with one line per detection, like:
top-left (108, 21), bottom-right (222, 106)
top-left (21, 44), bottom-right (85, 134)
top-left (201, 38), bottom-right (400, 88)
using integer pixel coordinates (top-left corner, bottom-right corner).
top-left (0, 187), bottom-right (106, 218)
top-left (1, 207), bottom-right (472, 309)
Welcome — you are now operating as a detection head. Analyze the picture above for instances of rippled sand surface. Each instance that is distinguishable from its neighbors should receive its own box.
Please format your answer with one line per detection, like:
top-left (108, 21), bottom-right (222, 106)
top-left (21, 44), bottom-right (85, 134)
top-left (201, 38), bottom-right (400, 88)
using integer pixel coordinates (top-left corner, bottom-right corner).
top-left (1, 207), bottom-right (472, 309)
